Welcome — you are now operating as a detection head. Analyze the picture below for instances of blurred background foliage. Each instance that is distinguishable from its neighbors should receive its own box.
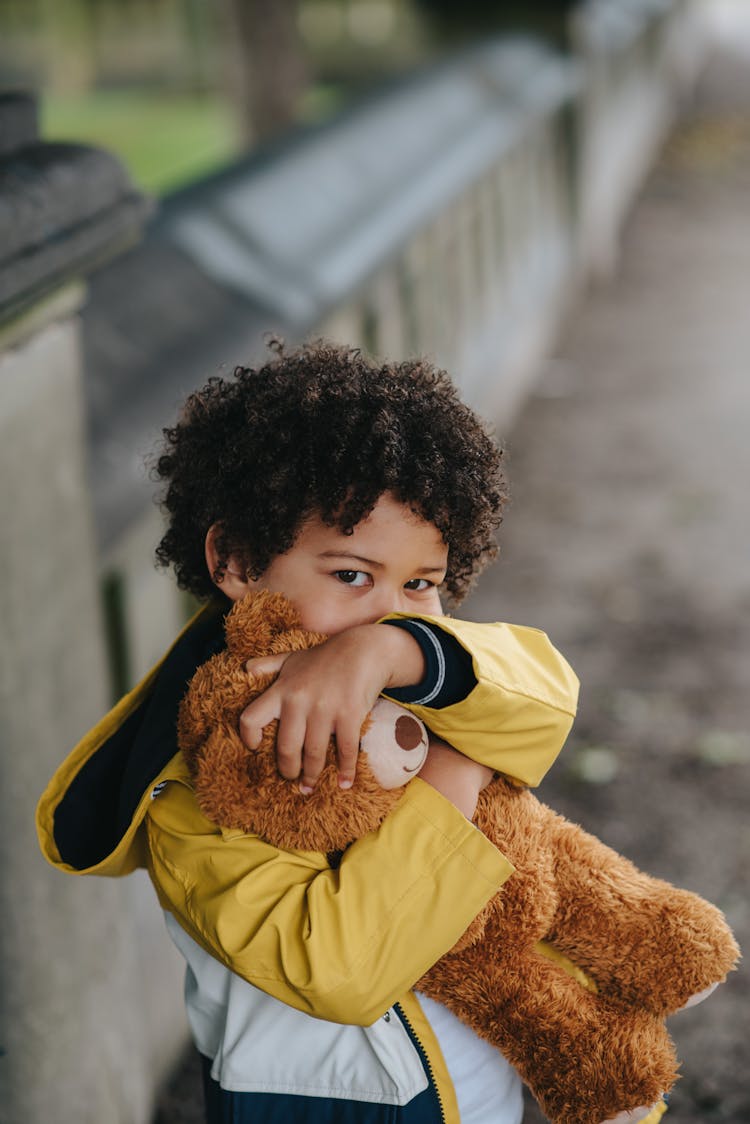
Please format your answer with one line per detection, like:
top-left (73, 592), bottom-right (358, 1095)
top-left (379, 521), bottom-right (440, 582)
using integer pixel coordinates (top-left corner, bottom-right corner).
top-left (0, 0), bottom-right (579, 194)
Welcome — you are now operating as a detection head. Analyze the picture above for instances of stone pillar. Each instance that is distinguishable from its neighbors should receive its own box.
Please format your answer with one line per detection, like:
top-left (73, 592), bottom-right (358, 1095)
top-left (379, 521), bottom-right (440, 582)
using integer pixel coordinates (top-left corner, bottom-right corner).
top-left (0, 93), bottom-right (186, 1123)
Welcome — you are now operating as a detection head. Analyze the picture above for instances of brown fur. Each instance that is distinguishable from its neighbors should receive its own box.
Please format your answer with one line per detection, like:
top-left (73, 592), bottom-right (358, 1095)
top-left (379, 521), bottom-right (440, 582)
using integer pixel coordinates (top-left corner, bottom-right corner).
top-left (178, 591), bottom-right (740, 1124)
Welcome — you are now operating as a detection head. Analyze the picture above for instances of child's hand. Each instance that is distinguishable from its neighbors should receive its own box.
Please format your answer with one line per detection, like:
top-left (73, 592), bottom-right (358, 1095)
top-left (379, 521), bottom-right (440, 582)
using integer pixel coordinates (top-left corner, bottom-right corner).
top-left (239, 624), bottom-right (425, 792)
top-left (419, 738), bottom-right (494, 820)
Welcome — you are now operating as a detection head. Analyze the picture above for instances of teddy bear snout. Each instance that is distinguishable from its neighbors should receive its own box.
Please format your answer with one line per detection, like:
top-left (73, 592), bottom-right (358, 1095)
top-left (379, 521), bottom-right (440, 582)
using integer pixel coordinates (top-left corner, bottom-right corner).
top-left (359, 699), bottom-right (428, 788)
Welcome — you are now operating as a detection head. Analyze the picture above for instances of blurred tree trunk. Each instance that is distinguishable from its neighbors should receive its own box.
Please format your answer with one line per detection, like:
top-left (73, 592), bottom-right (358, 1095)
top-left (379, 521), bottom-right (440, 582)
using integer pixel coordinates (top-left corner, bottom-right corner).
top-left (414, 0), bottom-right (579, 48)
top-left (38, 0), bottom-right (98, 93)
top-left (218, 0), bottom-right (309, 148)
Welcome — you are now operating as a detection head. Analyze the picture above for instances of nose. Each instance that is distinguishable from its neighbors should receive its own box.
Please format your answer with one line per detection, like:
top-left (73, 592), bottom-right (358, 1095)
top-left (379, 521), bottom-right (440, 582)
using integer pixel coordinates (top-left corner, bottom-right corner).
top-left (371, 586), bottom-right (409, 621)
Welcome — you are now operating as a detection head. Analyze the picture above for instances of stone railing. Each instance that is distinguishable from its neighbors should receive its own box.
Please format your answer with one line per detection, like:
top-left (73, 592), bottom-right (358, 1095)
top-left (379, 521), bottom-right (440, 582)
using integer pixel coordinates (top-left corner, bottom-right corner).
top-left (571, 0), bottom-right (704, 276)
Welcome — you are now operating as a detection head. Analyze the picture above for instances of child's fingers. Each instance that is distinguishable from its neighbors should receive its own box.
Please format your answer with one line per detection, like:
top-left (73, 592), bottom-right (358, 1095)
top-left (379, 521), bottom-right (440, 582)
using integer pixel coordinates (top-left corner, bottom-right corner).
top-left (298, 711), bottom-right (335, 792)
top-left (244, 652), bottom-right (289, 678)
top-left (239, 653), bottom-right (290, 749)
top-left (274, 702), bottom-right (308, 781)
top-left (334, 717), bottom-right (361, 789)
top-left (239, 688), bottom-right (281, 750)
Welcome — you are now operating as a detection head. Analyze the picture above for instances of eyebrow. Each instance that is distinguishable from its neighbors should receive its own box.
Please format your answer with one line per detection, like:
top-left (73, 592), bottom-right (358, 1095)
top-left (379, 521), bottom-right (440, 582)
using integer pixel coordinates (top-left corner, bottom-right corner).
top-left (318, 551), bottom-right (445, 576)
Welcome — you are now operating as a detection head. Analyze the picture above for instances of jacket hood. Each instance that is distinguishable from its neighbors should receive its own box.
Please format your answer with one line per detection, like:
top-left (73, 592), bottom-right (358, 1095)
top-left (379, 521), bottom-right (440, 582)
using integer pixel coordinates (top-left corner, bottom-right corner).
top-left (36, 603), bottom-right (226, 876)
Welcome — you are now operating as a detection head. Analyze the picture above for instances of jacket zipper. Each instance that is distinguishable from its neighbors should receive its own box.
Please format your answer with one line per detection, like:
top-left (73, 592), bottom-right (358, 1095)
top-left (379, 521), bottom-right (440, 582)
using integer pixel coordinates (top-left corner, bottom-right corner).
top-left (393, 1001), bottom-right (447, 1124)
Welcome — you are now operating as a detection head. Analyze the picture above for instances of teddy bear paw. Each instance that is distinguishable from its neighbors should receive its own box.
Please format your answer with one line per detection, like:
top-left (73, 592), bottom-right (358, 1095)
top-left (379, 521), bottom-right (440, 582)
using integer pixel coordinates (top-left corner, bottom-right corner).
top-left (679, 981), bottom-right (719, 1011)
top-left (602, 1104), bottom-right (659, 1124)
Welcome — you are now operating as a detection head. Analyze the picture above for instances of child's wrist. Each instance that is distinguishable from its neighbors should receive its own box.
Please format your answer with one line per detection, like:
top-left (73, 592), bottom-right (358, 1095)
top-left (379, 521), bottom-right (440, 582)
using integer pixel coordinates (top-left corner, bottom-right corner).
top-left (373, 622), bottom-right (426, 689)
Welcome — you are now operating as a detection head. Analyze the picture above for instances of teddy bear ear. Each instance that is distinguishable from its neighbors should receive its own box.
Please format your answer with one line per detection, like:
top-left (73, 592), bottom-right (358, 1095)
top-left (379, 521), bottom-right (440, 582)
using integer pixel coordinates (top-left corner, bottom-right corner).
top-left (225, 590), bottom-right (304, 658)
top-left (269, 627), bottom-right (328, 657)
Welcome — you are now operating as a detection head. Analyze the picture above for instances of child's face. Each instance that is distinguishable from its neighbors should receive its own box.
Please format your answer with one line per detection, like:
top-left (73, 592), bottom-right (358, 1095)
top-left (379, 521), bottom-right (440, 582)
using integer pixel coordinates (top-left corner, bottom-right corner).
top-left (212, 493), bottom-right (447, 634)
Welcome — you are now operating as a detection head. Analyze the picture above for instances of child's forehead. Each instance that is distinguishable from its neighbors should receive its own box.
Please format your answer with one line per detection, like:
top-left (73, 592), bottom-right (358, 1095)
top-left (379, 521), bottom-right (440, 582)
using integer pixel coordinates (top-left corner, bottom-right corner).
top-left (299, 494), bottom-right (447, 557)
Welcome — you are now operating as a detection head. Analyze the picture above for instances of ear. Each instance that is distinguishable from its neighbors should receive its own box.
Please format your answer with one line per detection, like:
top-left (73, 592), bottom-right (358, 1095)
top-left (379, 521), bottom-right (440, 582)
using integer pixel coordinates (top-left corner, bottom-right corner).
top-left (205, 523), bottom-right (251, 602)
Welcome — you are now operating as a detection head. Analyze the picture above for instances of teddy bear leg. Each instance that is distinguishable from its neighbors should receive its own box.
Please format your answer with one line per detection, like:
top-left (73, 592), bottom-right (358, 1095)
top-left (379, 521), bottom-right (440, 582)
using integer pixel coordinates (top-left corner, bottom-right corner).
top-left (540, 810), bottom-right (739, 1015)
top-left (499, 969), bottom-right (677, 1124)
top-left (420, 940), bottom-right (677, 1124)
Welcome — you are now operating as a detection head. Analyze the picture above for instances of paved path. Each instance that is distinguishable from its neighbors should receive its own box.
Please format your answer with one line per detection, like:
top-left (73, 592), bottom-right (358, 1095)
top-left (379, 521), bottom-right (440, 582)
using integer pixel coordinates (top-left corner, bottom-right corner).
top-left (466, 28), bottom-right (750, 1124)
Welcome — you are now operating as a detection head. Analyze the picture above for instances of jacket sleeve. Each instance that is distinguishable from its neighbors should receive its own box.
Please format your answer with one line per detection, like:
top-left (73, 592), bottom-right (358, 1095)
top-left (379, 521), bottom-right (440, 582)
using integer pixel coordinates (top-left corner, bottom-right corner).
top-left (146, 761), bottom-right (513, 1027)
top-left (381, 614), bottom-right (579, 786)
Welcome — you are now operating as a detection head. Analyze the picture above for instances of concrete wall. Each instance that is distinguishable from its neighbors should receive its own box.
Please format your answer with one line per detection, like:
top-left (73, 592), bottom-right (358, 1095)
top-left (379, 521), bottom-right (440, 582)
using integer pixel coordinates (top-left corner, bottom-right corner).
top-left (0, 90), bottom-right (182, 1122)
top-left (0, 294), bottom-right (187, 1123)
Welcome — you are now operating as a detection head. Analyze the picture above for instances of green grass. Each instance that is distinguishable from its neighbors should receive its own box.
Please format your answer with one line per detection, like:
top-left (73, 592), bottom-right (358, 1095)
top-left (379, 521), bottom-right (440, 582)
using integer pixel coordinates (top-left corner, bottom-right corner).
top-left (40, 88), bottom-right (238, 196)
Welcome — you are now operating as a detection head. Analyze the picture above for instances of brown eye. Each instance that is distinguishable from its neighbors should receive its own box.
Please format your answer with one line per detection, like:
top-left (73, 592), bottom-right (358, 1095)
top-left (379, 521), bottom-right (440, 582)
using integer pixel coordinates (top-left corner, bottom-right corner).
top-left (335, 570), bottom-right (369, 587)
top-left (395, 715), bottom-right (424, 751)
top-left (404, 578), bottom-right (431, 591)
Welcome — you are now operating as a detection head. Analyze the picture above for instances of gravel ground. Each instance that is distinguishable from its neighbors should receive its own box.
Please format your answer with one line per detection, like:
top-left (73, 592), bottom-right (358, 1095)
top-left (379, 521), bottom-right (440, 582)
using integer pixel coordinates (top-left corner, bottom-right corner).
top-left (155, 36), bottom-right (750, 1124)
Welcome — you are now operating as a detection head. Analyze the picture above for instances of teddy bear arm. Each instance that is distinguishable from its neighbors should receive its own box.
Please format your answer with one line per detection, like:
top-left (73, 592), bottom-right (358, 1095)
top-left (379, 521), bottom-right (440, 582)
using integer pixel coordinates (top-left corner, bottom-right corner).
top-left (541, 808), bottom-right (739, 1014)
top-left (418, 928), bottom-right (678, 1124)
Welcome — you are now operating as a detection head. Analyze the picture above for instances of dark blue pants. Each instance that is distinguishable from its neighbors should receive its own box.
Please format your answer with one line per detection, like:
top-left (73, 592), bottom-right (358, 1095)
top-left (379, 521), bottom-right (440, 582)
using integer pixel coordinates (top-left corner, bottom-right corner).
top-left (200, 1055), bottom-right (445, 1123)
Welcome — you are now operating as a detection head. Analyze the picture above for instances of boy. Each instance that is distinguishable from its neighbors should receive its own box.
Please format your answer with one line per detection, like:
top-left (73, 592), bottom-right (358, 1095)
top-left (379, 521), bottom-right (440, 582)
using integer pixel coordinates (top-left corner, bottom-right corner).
top-left (38, 341), bottom-right (579, 1123)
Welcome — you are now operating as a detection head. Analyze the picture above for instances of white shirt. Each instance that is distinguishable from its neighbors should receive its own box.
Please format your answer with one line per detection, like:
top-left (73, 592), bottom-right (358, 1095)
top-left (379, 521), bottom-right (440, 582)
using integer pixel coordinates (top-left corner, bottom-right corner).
top-left (418, 993), bottom-right (524, 1124)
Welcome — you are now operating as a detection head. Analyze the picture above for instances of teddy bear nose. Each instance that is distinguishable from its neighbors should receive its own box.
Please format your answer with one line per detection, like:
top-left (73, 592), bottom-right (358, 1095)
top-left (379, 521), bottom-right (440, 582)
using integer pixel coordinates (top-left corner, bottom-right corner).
top-left (395, 715), bottom-right (424, 751)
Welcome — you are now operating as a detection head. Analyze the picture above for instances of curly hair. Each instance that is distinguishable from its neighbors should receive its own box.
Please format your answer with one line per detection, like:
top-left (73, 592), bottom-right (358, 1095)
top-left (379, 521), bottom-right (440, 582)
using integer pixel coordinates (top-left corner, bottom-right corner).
top-left (153, 340), bottom-right (507, 604)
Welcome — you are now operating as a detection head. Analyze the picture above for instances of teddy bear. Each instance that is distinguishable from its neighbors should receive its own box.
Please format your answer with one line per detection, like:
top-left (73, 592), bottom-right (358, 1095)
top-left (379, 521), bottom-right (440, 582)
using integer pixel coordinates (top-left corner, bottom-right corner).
top-left (177, 590), bottom-right (739, 1124)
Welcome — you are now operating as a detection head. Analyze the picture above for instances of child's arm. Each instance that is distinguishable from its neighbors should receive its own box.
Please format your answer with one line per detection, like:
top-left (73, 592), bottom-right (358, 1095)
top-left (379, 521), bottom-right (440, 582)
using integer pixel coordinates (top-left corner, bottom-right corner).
top-left (383, 613), bottom-right (580, 787)
top-left (417, 738), bottom-right (494, 820)
top-left (240, 614), bottom-right (578, 796)
top-left (147, 756), bottom-right (512, 1026)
